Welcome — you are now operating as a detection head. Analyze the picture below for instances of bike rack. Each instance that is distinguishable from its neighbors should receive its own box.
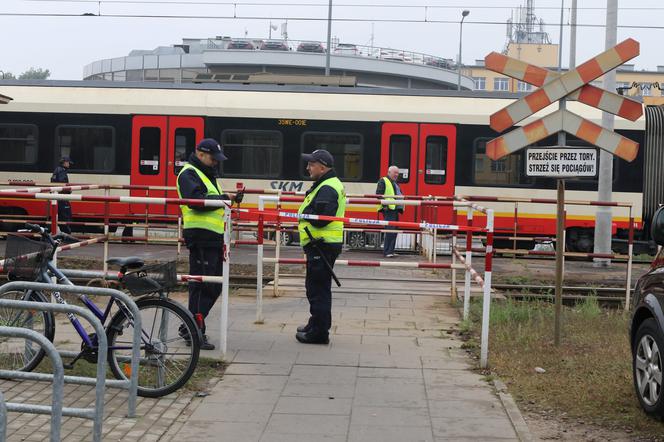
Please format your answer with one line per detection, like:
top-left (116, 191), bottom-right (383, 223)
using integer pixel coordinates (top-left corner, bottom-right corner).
top-left (0, 325), bottom-right (66, 442)
top-left (0, 391), bottom-right (5, 442)
top-left (0, 282), bottom-right (141, 418)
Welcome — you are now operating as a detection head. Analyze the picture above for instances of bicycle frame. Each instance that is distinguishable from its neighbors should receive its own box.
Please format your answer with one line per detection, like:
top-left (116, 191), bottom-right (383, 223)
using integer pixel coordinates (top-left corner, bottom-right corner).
top-left (33, 262), bottom-right (121, 348)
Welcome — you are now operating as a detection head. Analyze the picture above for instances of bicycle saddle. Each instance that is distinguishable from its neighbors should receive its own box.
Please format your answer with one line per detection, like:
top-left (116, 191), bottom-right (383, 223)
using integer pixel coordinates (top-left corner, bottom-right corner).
top-left (106, 256), bottom-right (145, 269)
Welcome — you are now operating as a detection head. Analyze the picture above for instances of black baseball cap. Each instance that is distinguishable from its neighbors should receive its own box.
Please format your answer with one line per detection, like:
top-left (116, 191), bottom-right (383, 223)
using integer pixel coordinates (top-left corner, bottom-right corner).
top-left (60, 155), bottom-right (74, 164)
top-left (196, 138), bottom-right (228, 162)
top-left (301, 149), bottom-right (334, 167)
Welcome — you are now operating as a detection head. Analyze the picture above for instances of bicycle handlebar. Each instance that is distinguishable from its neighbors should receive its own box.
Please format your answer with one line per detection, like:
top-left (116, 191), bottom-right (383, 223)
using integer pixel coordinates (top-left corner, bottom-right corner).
top-left (21, 223), bottom-right (80, 246)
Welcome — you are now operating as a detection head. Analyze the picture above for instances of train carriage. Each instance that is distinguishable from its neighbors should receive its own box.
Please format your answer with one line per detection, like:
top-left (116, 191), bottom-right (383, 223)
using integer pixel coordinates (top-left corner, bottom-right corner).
top-left (0, 80), bottom-right (660, 252)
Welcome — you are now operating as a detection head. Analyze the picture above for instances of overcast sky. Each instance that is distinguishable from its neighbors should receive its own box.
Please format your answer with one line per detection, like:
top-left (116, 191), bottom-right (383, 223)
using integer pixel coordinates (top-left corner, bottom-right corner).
top-left (1, 0), bottom-right (662, 79)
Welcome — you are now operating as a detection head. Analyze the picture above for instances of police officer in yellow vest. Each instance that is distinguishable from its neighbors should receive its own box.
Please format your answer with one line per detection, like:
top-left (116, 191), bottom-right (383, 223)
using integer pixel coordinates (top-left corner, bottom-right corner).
top-left (296, 149), bottom-right (346, 345)
top-left (376, 165), bottom-right (403, 258)
top-left (177, 138), bottom-right (242, 350)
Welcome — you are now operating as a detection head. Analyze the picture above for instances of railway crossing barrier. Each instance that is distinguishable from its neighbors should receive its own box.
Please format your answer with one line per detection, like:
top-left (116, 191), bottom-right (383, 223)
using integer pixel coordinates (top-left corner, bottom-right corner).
top-left (253, 194), bottom-right (496, 368)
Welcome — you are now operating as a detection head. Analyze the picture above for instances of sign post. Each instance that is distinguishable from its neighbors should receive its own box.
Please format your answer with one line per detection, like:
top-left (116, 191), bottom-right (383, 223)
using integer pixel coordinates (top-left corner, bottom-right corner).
top-left (484, 38), bottom-right (642, 349)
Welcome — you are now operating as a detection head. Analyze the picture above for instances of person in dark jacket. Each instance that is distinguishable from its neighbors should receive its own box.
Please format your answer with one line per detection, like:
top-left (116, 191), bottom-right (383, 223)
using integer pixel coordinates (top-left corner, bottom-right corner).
top-left (50, 156), bottom-right (74, 234)
top-left (176, 138), bottom-right (243, 350)
top-left (376, 165), bottom-right (404, 257)
top-left (295, 149), bottom-right (346, 344)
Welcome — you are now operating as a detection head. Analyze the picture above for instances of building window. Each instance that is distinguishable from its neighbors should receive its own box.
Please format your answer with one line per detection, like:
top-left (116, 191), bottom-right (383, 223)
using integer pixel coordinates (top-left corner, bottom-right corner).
top-left (56, 125), bottom-right (115, 172)
top-left (473, 77), bottom-right (486, 90)
top-left (494, 77), bottom-right (509, 91)
top-left (301, 132), bottom-right (363, 181)
top-left (640, 84), bottom-right (652, 96)
top-left (0, 124), bottom-right (38, 164)
top-left (517, 81), bottom-right (532, 92)
top-left (473, 138), bottom-right (532, 186)
top-left (389, 135), bottom-right (411, 183)
top-left (221, 130), bottom-right (282, 178)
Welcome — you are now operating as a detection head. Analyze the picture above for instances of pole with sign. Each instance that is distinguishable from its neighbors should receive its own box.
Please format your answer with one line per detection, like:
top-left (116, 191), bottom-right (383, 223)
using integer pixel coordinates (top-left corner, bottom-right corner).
top-left (484, 38), bottom-right (641, 351)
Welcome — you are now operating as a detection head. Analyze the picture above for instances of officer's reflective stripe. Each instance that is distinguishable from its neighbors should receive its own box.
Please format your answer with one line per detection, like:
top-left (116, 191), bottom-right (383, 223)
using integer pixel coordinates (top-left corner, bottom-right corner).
top-left (298, 177), bottom-right (346, 246)
top-left (177, 163), bottom-right (225, 234)
top-left (379, 177), bottom-right (396, 211)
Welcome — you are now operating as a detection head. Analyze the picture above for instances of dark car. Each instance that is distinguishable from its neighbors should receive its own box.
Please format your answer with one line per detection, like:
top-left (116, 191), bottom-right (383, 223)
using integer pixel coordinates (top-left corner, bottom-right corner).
top-left (227, 40), bottom-right (255, 50)
top-left (260, 40), bottom-right (289, 51)
top-left (630, 205), bottom-right (664, 418)
top-left (297, 41), bottom-right (325, 53)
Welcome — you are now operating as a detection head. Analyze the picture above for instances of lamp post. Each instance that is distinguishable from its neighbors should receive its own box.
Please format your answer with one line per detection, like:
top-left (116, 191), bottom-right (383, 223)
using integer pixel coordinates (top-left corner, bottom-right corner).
top-left (457, 10), bottom-right (470, 91)
top-left (325, 0), bottom-right (333, 76)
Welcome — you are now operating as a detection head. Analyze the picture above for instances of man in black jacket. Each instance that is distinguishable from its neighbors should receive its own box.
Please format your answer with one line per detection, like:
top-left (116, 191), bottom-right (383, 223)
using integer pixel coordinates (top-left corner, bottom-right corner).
top-left (176, 138), bottom-right (242, 350)
top-left (51, 156), bottom-right (74, 234)
top-left (296, 149), bottom-right (346, 344)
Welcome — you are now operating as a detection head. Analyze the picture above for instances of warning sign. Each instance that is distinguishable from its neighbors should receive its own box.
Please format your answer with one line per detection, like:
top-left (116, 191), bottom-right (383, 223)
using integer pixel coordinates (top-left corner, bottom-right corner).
top-left (526, 148), bottom-right (597, 177)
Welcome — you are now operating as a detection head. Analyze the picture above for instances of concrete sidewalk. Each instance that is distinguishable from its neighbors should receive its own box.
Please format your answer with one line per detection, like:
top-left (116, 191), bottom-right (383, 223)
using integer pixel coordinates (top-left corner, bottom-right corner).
top-left (163, 268), bottom-right (533, 442)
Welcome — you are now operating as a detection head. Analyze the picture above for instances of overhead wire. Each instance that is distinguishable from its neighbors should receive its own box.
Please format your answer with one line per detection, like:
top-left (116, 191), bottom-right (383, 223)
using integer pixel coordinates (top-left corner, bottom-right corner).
top-left (1, 11), bottom-right (663, 30)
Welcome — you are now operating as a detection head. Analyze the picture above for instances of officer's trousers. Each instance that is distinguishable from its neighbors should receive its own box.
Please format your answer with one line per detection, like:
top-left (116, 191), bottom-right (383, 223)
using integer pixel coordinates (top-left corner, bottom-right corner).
top-left (187, 242), bottom-right (223, 333)
top-left (304, 242), bottom-right (341, 337)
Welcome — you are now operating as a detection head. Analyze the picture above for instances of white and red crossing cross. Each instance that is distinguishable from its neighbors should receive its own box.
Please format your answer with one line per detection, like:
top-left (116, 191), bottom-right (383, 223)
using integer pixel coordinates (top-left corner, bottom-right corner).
top-left (484, 38), bottom-right (642, 162)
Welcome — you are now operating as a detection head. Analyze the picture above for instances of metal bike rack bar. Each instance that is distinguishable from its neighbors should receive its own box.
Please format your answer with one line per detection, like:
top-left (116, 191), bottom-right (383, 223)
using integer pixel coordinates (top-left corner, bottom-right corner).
top-left (0, 282), bottom-right (141, 418)
top-left (0, 390), bottom-right (6, 441)
top-left (0, 301), bottom-right (107, 442)
top-left (0, 326), bottom-right (65, 442)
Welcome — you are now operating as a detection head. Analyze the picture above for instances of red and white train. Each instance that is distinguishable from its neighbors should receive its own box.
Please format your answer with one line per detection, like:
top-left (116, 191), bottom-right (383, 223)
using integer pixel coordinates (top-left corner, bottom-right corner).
top-left (0, 80), bottom-right (661, 252)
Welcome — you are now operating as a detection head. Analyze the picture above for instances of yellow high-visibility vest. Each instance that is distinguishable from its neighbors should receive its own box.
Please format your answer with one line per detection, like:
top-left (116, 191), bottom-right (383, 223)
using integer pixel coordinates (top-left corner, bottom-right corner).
top-left (378, 176), bottom-right (397, 211)
top-left (176, 163), bottom-right (225, 234)
top-left (298, 177), bottom-right (346, 246)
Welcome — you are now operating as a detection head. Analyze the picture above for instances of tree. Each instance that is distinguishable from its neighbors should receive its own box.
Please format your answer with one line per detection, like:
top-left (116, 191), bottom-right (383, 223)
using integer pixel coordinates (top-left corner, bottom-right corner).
top-left (0, 71), bottom-right (16, 79)
top-left (18, 68), bottom-right (51, 80)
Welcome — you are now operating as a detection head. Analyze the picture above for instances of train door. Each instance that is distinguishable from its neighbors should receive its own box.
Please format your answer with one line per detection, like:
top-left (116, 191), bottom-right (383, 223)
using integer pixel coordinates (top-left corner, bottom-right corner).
top-left (130, 115), bottom-right (204, 216)
top-left (380, 122), bottom-right (456, 222)
top-left (418, 124), bottom-right (456, 223)
top-left (380, 123), bottom-right (419, 221)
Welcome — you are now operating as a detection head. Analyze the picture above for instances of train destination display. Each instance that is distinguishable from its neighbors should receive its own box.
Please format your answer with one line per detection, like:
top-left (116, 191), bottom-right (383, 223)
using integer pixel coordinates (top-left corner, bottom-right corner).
top-left (526, 148), bottom-right (597, 177)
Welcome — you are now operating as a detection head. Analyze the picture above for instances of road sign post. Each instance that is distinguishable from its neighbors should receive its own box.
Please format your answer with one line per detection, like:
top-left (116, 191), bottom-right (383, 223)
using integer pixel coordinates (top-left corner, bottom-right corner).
top-left (484, 38), bottom-right (642, 350)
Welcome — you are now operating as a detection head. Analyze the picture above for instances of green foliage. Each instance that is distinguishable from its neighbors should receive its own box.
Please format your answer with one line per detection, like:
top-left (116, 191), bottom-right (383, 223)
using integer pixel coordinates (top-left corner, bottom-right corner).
top-left (0, 71), bottom-right (15, 79)
top-left (575, 294), bottom-right (601, 320)
top-left (18, 67), bottom-right (51, 80)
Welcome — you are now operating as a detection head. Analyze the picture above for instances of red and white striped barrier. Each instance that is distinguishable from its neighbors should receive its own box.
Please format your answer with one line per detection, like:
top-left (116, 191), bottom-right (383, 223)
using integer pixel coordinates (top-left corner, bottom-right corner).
top-left (263, 257), bottom-right (467, 270)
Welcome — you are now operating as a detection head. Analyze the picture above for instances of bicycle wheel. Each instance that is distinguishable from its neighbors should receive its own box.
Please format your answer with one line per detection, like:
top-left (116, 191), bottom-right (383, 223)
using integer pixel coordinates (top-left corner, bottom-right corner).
top-left (106, 297), bottom-right (200, 398)
top-left (0, 290), bottom-right (55, 372)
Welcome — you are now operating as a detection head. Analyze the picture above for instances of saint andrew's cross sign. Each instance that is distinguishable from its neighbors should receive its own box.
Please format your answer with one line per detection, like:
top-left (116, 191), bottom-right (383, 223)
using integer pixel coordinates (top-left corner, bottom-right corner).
top-left (484, 38), bottom-right (642, 163)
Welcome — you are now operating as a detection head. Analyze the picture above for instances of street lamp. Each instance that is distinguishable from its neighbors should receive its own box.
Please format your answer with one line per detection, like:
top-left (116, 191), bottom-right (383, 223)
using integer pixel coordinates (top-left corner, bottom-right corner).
top-left (457, 10), bottom-right (470, 91)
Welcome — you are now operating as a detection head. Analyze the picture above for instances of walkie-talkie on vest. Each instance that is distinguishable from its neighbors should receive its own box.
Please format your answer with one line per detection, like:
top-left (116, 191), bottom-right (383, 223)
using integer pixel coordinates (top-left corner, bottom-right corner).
top-left (303, 226), bottom-right (341, 287)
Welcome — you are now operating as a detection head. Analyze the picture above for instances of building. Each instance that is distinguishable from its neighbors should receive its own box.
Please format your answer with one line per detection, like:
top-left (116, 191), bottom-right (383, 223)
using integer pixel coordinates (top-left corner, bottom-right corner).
top-left (83, 37), bottom-right (474, 90)
top-left (465, 1), bottom-right (664, 105)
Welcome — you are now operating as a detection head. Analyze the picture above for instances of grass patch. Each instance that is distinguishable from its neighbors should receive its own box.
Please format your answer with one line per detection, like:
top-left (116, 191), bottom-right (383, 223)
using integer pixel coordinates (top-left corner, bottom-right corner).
top-left (32, 355), bottom-right (225, 394)
top-left (463, 298), bottom-right (664, 439)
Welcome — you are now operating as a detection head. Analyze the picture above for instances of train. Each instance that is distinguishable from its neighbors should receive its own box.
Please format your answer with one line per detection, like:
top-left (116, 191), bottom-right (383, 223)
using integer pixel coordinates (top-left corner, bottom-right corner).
top-left (0, 80), bottom-right (662, 253)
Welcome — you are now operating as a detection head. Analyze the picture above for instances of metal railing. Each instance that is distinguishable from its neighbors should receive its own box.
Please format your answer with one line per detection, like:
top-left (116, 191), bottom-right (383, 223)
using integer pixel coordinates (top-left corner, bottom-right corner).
top-left (0, 282), bottom-right (142, 418)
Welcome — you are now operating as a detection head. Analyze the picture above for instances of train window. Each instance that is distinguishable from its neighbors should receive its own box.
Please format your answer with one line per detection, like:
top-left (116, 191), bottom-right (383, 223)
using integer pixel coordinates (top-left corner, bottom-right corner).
top-left (389, 135), bottom-right (411, 183)
top-left (174, 128), bottom-right (196, 175)
top-left (473, 138), bottom-right (533, 186)
top-left (424, 136), bottom-right (447, 185)
top-left (137, 127), bottom-right (161, 175)
top-left (56, 125), bottom-right (115, 172)
top-left (301, 132), bottom-right (363, 181)
top-left (221, 130), bottom-right (282, 178)
top-left (0, 124), bottom-right (38, 164)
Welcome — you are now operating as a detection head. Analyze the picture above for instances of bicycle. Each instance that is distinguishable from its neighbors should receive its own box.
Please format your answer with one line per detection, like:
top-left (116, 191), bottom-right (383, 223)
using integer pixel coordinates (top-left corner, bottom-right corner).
top-left (0, 223), bottom-right (201, 397)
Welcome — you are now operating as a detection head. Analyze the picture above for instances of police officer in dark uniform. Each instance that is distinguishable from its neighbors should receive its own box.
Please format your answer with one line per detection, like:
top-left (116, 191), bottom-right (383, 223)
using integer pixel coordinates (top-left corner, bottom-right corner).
top-left (51, 155), bottom-right (74, 234)
top-left (296, 149), bottom-right (346, 345)
top-left (176, 138), bottom-right (242, 350)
